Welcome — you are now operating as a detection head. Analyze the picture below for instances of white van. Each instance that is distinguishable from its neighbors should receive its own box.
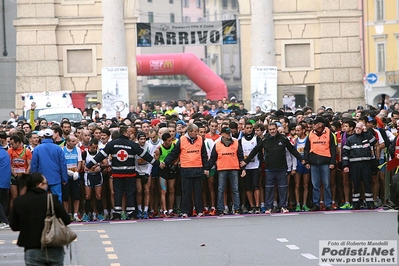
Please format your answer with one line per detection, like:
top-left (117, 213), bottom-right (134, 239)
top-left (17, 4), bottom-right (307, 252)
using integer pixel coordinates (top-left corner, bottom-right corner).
top-left (37, 108), bottom-right (83, 123)
top-left (21, 91), bottom-right (74, 119)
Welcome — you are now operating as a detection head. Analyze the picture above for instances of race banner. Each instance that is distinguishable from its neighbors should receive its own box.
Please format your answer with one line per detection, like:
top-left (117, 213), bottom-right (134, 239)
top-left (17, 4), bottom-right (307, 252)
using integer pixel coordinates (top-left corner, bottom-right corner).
top-left (101, 67), bottom-right (129, 119)
top-left (137, 20), bottom-right (237, 47)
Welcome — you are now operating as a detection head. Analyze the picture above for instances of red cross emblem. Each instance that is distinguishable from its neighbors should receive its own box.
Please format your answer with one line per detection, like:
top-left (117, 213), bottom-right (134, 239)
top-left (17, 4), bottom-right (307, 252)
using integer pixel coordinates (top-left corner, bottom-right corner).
top-left (116, 150), bottom-right (128, 162)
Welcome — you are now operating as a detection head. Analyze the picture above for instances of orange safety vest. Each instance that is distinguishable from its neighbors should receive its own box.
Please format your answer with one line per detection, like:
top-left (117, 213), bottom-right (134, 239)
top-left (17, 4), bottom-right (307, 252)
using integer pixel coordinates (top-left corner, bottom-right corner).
top-left (179, 135), bottom-right (203, 168)
top-left (215, 139), bottom-right (240, 171)
top-left (309, 127), bottom-right (331, 158)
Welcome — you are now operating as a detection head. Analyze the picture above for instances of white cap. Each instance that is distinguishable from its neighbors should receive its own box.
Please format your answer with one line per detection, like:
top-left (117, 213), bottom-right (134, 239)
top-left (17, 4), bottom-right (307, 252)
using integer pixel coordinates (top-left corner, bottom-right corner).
top-left (43, 128), bottom-right (53, 137)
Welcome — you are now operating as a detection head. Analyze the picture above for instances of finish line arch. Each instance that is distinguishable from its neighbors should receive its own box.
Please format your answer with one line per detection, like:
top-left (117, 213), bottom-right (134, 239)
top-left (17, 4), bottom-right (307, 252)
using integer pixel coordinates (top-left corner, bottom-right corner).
top-left (136, 53), bottom-right (228, 100)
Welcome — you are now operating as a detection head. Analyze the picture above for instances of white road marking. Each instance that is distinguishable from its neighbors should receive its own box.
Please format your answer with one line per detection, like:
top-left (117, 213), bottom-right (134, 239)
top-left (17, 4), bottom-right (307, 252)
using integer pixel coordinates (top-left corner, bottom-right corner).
top-left (109, 221), bottom-right (137, 224)
top-left (286, 245), bottom-right (300, 250)
top-left (163, 219), bottom-right (192, 222)
top-left (271, 213), bottom-right (299, 217)
top-left (107, 254), bottom-right (118, 259)
top-left (323, 211), bottom-right (352, 214)
top-left (276, 238), bottom-right (289, 243)
top-left (217, 216), bottom-right (245, 219)
top-left (378, 209), bottom-right (398, 213)
top-left (301, 253), bottom-right (318, 260)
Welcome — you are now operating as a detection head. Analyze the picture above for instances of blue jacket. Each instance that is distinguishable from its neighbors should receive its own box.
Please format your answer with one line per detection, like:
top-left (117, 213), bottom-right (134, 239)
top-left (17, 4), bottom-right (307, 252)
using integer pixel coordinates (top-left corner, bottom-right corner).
top-left (0, 146), bottom-right (11, 189)
top-left (31, 138), bottom-right (68, 185)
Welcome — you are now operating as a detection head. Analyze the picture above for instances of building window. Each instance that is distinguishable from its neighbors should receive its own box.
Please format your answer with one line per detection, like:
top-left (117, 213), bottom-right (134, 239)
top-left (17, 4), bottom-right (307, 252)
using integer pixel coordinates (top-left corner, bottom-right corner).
top-left (184, 16), bottom-right (191, 22)
top-left (214, 11), bottom-right (217, 20)
top-left (281, 40), bottom-right (315, 71)
top-left (231, 0), bottom-right (237, 9)
top-left (222, 0), bottom-right (228, 9)
top-left (169, 0), bottom-right (173, 3)
top-left (170, 13), bottom-right (175, 22)
top-left (63, 46), bottom-right (97, 77)
top-left (376, 0), bottom-right (385, 21)
top-left (196, 0), bottom-right (201, 8)
top-left (377, 43), bottom-right (386, 72)
top-left (148, 12), bottom-right (154, 23)
top-left (148, 0), bottom-right (152, 2)
top-left (183, 0), bottom-right (189, 7)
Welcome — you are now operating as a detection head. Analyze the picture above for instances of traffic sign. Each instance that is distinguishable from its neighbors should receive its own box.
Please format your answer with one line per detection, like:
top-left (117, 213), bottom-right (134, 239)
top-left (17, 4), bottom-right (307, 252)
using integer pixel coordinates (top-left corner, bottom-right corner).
top-left (366, 73), bottom-right (378, 84)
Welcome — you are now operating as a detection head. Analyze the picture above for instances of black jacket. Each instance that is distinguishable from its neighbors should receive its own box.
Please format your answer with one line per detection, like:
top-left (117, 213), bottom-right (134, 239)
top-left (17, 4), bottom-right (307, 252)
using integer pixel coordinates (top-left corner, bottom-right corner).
top-left (244, 133), bottom-right (302, 171)
top-left (342, 132), bottom-right (374, 167)
top-left (86, 135), bottom-right (159, 177)
top-left (10, 188), bottom-right (70, 250)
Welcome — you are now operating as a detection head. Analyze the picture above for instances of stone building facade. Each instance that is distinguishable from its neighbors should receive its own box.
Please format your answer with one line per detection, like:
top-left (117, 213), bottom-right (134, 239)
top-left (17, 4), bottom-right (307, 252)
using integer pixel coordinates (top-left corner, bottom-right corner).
top-left (11, 0), bottom-right (365, 112)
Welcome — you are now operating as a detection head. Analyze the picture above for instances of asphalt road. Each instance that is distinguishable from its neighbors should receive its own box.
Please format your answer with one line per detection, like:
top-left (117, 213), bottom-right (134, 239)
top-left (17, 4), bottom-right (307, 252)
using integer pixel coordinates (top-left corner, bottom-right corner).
top-left (0, 209), bottom-right (397, 266)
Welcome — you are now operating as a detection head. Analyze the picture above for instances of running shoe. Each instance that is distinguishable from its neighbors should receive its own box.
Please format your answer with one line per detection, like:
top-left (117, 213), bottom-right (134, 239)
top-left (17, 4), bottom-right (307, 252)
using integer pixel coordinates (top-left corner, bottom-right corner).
top-left (339, 202), bottom-right (352, 210)
top-left (367, 202), bottom-right (375, 210)
top-left (121, 212), bottom-right (127, 220)
top-left (320, 203), bottom-right (326, 211)
top-left (295, 204), bottom-right (301, 212)
top-left (332, 203), bottom-right (338, 210)
top-left (192, 209), bottom-right (197, 216)
top-left (202, 208), bottom-right (209, 215)
top-left (112, 212), bottom-right (121, 220)
top-left (248, 207), bottom-right (254, 214)
top-left (180, 213), bottom-right (188, 218)
top-left (255, 207), bottom-right (261, 214)
top-left (261, 206), bottom-right (266, 213)
top-left (223, 209), bottom-right (229, 215)
top-left (148, 210), bottom-right (154, 219)
top-left (92, 213), bottom-right (97, 221)
top-left (281, 207), bottom-right (289, 213)
top-left (265, 208), bottom-right (272, 214)
top-left (197, 212), bottom-right (204, 217)
top-left (232, 209), bottom-right (240, 215)
top-left (241, 205), bottom-right (248, 214)
top-left (209, 208), bottom-right (217, 216)
top-left (73, 214), bottom-right (81, 222)
top-left (272, 207), bottom-right (280, 213)
top-left (311, 205), bottom-right (320, 212)
top-left (302, 204), bottom-right (310, 212)
top-left (161, 211), bottom-right (170, 218)
top-left (137, 210), bottom-right (143, 219)
top-left (217, 210), bottom-right (224, 216)
top-left (97, 214), bottom-right (105, 221)
top-left (0, 223), bottom-right (10, 229)
top-left (81, 214), bottom-right (90, 222)
top-left (142, 211), bottom-right (149, 219)
top-left (103, 209), bottom-right (109, 220)
top-left (169, 211), bottom-right (179, 217)
top-left (127, 211), bottom-right (135, 220)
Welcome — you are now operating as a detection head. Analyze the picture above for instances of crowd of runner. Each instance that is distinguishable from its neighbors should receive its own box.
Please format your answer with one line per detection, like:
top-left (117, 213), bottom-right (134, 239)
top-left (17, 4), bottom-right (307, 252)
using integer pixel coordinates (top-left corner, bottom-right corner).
top-left (0, 96), bottom-right (398, 226)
